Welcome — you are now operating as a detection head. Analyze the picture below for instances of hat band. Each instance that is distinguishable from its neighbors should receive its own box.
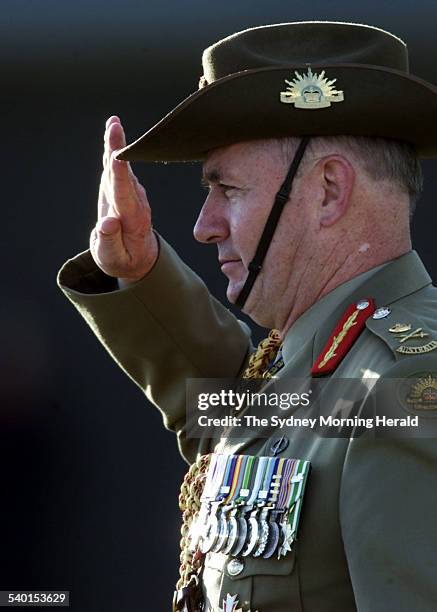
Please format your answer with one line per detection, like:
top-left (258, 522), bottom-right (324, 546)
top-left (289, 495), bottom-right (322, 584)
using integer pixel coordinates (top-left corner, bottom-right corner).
top-left (235, 136), bottom-right (310, 310)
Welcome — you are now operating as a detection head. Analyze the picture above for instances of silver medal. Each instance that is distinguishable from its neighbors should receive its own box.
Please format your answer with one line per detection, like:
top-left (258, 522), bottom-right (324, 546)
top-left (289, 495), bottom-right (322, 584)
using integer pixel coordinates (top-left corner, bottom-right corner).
top-left (262, 515), bottom-right (280, 558)
top-left (230, 515), bottom-right (248, 557)
top-left (200, 512), bottom-right (219, 554)
top-left (253, 517), bottom-right (270, 557)
top-left (241, 514), bottom-right (259, 557)
top-left (211, 511), bottom-right (229, 553)
top-left (222, 512), bottom-right (238, 555)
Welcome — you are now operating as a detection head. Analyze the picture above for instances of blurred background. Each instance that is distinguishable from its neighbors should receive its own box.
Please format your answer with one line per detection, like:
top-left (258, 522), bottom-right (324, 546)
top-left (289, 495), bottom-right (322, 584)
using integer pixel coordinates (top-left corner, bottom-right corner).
top-left (2, 0), bottom-right (437, 609)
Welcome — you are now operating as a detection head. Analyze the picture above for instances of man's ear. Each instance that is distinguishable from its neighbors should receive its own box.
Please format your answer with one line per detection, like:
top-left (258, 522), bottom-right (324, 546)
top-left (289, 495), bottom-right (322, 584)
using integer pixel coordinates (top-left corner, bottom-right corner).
top-left (318, 155), bottom-right (355, 227)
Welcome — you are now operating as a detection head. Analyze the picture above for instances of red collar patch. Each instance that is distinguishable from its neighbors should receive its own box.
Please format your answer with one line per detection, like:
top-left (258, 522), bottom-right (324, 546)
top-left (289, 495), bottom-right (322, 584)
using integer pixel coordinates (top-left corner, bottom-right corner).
top-left (311, 298), bottom-right (375, 377)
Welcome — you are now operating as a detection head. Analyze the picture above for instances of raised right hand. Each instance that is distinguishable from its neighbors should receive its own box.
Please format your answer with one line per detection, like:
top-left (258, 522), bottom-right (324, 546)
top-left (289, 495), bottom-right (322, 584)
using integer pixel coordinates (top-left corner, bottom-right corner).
top-left (90, 116), bottom-right (159, 283)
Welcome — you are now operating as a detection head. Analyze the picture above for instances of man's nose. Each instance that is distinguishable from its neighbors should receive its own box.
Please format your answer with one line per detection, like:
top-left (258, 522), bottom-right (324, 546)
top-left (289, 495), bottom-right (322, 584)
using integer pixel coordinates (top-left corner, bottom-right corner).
top-left (193, 192), bottom-right (229, 244)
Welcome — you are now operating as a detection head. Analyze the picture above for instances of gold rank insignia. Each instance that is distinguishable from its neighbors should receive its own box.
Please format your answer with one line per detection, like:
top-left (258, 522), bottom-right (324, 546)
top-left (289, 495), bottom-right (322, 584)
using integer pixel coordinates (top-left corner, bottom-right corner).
top-left (397, 327), bottom-right (430, 343)
top-left (389, 323), bottom-right (412, 333)
top-left (389, 323), bottom-right (436, 354)
top-left (280, 67), bottom-right (344, 109)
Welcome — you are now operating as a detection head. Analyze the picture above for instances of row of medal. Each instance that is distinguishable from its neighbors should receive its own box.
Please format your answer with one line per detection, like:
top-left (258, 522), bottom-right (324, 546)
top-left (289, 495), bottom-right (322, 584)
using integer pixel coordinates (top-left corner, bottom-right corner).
top-left (189, 454), bottom-right (310, 560)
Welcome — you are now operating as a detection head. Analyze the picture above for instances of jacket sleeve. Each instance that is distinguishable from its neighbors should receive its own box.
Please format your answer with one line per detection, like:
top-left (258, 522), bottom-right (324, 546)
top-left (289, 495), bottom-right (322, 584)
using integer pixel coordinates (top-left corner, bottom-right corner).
top-left (339, 355), bottom-right (437, 611)
top-left (57, 236), bottom-right (252, 463)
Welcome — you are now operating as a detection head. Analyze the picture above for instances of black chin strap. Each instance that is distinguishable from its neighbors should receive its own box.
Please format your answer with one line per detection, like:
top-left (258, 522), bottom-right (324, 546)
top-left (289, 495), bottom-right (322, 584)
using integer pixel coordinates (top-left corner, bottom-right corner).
top-left (235, 136), bottom-right (310, 310)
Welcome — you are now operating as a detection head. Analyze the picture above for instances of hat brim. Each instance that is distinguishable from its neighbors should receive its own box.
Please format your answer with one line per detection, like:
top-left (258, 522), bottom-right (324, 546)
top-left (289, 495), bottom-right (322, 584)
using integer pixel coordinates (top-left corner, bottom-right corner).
top-left (117, 64), bottom-right (437, 162)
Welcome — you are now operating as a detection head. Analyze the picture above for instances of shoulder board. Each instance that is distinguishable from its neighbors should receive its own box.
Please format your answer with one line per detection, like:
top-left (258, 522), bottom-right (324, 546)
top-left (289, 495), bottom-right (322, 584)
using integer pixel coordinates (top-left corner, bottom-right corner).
top-left (366, 303), bottom-right (437, 360)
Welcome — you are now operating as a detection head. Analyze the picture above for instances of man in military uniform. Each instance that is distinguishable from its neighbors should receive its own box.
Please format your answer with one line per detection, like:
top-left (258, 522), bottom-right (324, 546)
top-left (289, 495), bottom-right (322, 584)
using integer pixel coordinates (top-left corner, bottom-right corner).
top-left (58, 22), bottom-right (437, 611)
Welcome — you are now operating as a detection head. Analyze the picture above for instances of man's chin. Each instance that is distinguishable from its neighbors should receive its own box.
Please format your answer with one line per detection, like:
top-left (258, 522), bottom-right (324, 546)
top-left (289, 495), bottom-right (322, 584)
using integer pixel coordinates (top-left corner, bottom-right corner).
top-left (226, 282), bottom-right (271, 327)
top-left (226, 280), bottom-right (244, 306)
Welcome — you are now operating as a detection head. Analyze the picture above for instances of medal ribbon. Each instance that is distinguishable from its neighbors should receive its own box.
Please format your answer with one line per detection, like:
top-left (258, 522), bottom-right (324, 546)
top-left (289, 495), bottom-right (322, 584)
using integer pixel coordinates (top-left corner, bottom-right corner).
top-left (287, 460), bottom-right (311, 537)
top-left (276, 458), bottom-right (295, 512)
top-left (246, 456), bottom-right (269, 506)
top-left (269, 457), bottom-right (286, 504)
top-left (200, 453), bottom-right (219, 501)
top-left (257, 457), bottom-right (280, 504)
top-left (225, 455), bottom-right (245, 504)
top-left (218, 455), bottom-right (238, 501)
top-left (201, 454), bottom-right (228, 502)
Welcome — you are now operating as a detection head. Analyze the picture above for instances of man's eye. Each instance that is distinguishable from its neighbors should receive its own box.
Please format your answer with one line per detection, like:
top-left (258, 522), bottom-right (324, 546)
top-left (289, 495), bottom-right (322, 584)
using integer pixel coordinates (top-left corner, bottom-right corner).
top-left (200, 181), bottom-right (240, 196)
top-left (221, 184), bottom-right (238, 196)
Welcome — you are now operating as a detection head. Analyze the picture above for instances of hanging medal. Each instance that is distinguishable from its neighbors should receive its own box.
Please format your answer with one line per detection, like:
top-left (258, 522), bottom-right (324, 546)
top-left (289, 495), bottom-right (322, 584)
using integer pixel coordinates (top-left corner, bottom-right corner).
top-left (234, 456), bottom-right (269, 557)
top-left (200, 455), bottom-right (237, 553)
top-left (252, 457), bottom-right (285, 557)
top-left (242, 457), bottom-right (279, 557)
top-left (229, 457), bottom-right (259, 557)
top-left (278, 459), bottom-right (311, 558)
top-left (212, 455), bottom-right (245, 553)
top-left (221, 455), bottom-right (252, 554)
top-left (263, 457), bottom-right (294, 559)
top-left (254, 457), bottom-right (286, 557)
top-left (189, 453), bottom-right (224, 551)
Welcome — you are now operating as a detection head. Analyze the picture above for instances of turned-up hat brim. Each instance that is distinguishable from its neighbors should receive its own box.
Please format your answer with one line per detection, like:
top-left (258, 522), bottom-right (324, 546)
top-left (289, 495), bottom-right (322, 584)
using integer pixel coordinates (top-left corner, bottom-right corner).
top-left (117, 23), bottom-right (437, 161)
top-left (117, 64), bottom-right (437, 161)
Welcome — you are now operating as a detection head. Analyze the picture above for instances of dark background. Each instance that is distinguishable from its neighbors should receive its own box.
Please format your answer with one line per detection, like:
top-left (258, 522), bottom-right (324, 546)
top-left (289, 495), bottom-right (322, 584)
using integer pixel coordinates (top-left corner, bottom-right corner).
top-left (2, 1), bottom-right (437, 610)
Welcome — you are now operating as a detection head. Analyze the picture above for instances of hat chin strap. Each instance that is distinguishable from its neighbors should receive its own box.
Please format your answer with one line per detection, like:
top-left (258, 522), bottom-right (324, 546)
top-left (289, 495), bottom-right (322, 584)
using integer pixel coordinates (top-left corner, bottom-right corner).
top-left (235, 136), bottom-right (310, 310)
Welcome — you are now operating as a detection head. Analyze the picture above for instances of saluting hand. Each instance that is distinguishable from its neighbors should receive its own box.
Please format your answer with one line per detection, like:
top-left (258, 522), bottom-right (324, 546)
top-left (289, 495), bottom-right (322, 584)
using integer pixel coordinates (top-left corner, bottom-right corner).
top-left (90, 116), bottom-right (159, 284)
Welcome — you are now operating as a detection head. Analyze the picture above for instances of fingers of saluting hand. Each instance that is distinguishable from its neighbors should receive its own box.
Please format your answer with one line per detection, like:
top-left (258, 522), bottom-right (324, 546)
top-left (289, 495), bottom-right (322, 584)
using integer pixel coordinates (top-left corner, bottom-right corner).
top-left (107, 122), bottom-right (132, 211)
top-left (99, 117), bottom-right (147, 226)
top-left (108, 121), bottom-right (140, 208)
top-left (99, 116), bottom-right (123, 218)
top-left (93, 116), bottom-right (157, 280)
top-left (103, 115), bottom-right (122, 168)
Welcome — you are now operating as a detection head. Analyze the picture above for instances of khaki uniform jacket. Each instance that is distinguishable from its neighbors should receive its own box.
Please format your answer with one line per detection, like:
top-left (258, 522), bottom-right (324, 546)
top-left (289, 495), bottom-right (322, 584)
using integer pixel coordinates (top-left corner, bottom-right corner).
top-left (58, 238), bottom-right (437, 612)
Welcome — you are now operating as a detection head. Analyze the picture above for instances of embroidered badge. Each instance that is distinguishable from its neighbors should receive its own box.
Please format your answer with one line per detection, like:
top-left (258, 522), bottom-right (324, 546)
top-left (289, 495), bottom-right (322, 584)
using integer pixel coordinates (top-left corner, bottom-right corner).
top-left (311, 299), bottom-right (375, 376)
top-left (406, 374), bottom-right (437, 410)
top-left (280, 67), bottom-right (344, 109)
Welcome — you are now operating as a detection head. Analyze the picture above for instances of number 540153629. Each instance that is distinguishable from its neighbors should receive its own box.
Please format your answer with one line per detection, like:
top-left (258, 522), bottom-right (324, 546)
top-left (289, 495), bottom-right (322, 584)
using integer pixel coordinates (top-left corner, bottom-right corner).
top-left (2, 591), bottom-right (69, 606)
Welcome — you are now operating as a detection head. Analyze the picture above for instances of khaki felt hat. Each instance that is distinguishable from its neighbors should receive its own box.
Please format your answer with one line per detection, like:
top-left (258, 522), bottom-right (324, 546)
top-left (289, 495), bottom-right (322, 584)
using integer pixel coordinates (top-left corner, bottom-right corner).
top-left (117, 21), bottom-right (437, 162)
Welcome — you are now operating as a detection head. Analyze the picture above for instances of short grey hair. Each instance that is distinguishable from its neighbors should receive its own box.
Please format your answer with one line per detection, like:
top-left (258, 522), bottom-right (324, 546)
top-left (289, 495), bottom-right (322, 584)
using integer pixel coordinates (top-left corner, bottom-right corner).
top-left (280, 136), bottom-right (423, 217)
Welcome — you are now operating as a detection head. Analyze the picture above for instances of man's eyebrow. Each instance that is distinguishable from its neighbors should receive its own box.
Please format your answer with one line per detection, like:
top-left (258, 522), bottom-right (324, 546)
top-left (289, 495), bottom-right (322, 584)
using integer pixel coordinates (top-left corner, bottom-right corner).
top-left (201, 168), bottom-right (222, 185)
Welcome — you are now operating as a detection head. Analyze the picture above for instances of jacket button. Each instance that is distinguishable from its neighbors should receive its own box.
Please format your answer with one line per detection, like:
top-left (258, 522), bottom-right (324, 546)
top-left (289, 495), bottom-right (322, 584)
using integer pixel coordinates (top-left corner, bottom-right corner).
top-left (227, 558), bottom-right (245, 576)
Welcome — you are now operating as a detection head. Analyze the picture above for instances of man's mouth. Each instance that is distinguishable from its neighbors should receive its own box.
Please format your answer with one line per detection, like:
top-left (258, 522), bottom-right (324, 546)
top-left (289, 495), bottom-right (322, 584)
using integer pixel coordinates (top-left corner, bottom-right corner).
top-left (219, 259), bottom-right (242, 273)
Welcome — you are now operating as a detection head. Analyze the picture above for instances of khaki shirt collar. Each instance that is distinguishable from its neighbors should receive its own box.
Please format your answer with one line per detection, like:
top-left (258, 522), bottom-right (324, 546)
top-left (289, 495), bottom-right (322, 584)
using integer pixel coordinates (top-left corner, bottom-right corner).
top-left (282, 250), bottom-right (432, 367)
top-left (282, 262), bottom-right (387, 365)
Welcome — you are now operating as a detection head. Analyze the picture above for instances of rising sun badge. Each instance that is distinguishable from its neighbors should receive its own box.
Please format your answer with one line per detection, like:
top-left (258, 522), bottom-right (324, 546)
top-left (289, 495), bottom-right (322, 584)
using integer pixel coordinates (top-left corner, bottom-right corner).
top-left (406, 374), bottom-right (437, 411)
top-left (280, 67), bottom-right (344, 109)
